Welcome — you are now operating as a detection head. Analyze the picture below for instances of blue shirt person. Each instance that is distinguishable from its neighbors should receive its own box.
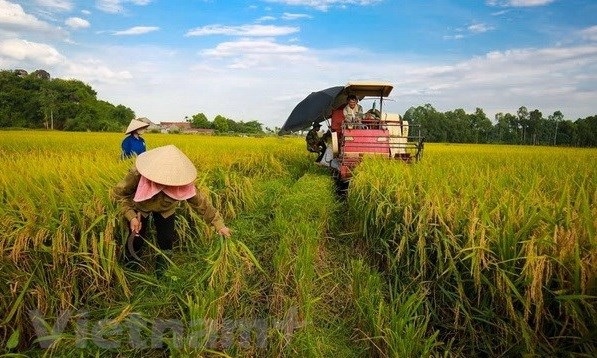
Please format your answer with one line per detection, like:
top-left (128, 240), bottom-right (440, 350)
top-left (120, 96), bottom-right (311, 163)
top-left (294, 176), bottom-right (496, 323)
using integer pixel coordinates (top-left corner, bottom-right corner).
top-left (122, 119), bottom-right (150, 159)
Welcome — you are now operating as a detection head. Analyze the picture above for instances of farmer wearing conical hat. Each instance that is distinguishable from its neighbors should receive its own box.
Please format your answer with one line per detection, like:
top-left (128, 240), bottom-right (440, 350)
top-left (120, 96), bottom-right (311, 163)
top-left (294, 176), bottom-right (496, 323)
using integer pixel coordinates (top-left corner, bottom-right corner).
top-left (121, 118), bottom-right (150, 158)
top-left (112, 145), bottom-right (232, 277)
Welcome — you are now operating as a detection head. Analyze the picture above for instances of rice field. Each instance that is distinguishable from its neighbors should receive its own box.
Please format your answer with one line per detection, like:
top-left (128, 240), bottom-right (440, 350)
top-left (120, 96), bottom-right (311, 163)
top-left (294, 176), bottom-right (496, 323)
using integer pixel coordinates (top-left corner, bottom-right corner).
top-left (0, 131), bottom-right (595, 357)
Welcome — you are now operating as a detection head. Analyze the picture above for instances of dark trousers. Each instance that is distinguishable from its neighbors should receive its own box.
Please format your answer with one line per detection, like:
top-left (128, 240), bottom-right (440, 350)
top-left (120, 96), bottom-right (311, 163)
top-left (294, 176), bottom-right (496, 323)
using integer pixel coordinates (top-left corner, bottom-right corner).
top-left (127, 213), bottom-right (176, 261)
top-left (315, 143), bottom-right (327, 162)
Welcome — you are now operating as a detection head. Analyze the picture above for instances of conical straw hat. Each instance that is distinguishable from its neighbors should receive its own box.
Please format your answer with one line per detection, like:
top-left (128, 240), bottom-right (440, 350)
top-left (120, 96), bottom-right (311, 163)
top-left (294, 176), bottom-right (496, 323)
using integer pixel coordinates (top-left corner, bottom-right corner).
top-left (125, 119), bottom-right (150, 134)
top-left (135, 145), bottom-right (197, 186)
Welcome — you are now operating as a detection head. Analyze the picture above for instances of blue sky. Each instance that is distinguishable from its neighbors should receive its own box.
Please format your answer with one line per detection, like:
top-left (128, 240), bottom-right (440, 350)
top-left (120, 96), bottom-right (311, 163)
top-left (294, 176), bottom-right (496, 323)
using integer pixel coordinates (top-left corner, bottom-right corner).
top-left (1, 0), bottom-right (596, 129)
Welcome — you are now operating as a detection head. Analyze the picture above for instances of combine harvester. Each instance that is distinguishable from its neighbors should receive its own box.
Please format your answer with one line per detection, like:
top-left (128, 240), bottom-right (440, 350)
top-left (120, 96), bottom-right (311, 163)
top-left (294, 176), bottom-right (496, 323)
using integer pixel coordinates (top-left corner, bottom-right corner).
top-left (280, 81), bottom-right (424, 192)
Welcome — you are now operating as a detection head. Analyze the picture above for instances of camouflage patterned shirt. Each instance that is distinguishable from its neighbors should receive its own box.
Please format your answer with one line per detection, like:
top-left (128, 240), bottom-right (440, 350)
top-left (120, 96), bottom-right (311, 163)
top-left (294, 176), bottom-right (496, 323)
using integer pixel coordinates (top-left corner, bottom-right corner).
top-left (306, 129), bottom-right (323, 152)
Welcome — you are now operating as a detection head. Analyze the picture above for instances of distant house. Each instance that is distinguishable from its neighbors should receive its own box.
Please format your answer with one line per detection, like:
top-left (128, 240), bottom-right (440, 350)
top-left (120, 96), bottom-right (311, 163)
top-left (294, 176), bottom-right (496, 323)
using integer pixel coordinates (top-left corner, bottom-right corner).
top-left (159, 122), bottom-right (214, 135)
top-left (135, 117), bottom-right (161, 132)
top-left (160, 122), bottom-right (192, 132)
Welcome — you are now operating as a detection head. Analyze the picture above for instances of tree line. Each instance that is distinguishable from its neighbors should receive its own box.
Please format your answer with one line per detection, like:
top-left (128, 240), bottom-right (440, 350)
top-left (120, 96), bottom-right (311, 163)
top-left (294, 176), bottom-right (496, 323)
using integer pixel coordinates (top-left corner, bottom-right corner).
top-left (0, 69), bottom-right (265, 134)
top-left (403, 104), bottom-right (597, 147)
top-left (0, 69), bottom-right (135, 131)
top-left (188, 112), bottom-right (264, 134)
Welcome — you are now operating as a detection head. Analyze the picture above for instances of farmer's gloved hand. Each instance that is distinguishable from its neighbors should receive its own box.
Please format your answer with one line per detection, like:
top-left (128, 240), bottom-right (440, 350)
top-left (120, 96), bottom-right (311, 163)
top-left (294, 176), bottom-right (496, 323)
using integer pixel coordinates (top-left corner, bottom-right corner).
top-left (130, 217), bottom-right (142, 234)
top-left (218, 226), bottom-right (231, 238)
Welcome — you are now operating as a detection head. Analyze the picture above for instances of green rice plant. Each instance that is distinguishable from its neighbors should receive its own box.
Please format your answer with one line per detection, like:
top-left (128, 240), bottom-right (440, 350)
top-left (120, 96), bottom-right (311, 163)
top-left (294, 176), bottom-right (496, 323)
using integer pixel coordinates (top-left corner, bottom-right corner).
top-left (349, 259), bottom-right (441, 357)
top-left (200, 236), bottom-right (264, 303)
top-left (349, 258), bottom-right (387, 353)
top-left (383, 285), bottom-right (440, 357)
top-left (172, 287), bottom-right (222, 355)
top-left (0, 131), bottom-right (294, 353)
top-left (267, 173), bottom-right (341, 356)
top-left (201, 169), bottom-right (256, 220)
top-left (347, 144), bottom-right (597, 356)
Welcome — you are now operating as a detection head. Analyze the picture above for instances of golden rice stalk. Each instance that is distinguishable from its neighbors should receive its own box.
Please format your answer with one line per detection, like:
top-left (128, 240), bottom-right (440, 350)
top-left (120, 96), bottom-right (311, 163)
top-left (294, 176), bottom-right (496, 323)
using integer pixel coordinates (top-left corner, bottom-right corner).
top-left (201, 237), bottom-right (263, 302)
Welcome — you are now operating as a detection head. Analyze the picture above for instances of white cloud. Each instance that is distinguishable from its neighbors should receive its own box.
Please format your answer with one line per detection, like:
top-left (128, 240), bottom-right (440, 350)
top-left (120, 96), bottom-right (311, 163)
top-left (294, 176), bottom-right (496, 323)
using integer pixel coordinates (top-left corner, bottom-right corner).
top-left (508, 0), bottom-right (554, 6)
top-left (491, 9), bottom-right (510, 16)
top-left (96, 0), bottom-right (152, 14)
top-left (75, 41), bottom-right (595, 126)
top-left (65, 58), bottom-right (133, 84)
top-left (390, 44), bottom-right (597, 119)
top-left (0, 0), bottom-right (55, 32)
top-left (96, 0), bottom-right (123, 13)
top-left (256, 16), bottom-right (277, 23)
top-left (579, 26), bottom-right (597, 42)
top-left (282, 12), bottom-right (312, 20)
top-left (114, 26), bottom-right (159, 35)
top-left (486, 0), bottom-right (555, 7)
top-left (0, 38), bottom-right (64, 65)
top-left (36, 0), bottom-right (73, 11)
top-left (186, 24), bottom-right (299, 37)
top-left (65, 17), bottom-right (90, 29)
top-left (444, 34), bottom-right (464, 40)
top-left (202, 39), bottom-right (308, 58)
top-left (444, 22), bottom-right (493, 40)
top-left (264, 0), bottom-right (382, 11)
top-left (468, 23), bottom-right (494, 33)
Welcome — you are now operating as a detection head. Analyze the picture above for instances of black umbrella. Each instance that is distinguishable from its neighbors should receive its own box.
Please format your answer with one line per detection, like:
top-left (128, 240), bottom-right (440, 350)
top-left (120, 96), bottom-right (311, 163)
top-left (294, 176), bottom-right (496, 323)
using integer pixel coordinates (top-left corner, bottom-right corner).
top-left (279, 86), bottom-right (345, 134)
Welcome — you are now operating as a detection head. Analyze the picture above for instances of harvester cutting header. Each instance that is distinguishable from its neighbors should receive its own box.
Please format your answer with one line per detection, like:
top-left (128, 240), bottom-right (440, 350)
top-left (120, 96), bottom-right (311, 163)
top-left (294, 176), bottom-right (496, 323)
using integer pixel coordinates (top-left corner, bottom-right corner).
top-left (280, 81), bottom-right (424, 184)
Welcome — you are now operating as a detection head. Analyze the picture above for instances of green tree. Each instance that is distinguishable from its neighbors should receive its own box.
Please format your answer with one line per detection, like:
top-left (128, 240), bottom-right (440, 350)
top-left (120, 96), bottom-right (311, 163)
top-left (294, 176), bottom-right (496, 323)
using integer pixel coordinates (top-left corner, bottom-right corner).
top-left (40, 87), bottom-right (58, 129)
top-left (504, 113), bottom-right (519, 144)
top-left (0, 69), bottom-right (134, 131)
top-left (575, 115), bottom-right (597, 147)
top-left (517, 106), bottom-right (529, 144)
top-left (191, 113), bottom-right (211, 128)
top-left (470, 108), bottom-right (493, 143)
top-left (213, 115), bottom-right (229, 132)
top-left (549, 111), bottom-right (564, 145)
top-left (450, 108), bottom-right (471, 143)
top-left (404, 104), bottom-right (447, 142)
top-left (241, 120), bottom-right (263, 134)
top-left (557, 120), bottom-right (576, 146)
top-left (0, 71), bottom-right (32, 127)
top-left (528, 109), bottom-right (542, 145)
top-left (112, 104), bottom-right (135, 128)
top-left (492, 113), bottom-right (509, 143)
top-left (226, 118), bottom-right (239, 132)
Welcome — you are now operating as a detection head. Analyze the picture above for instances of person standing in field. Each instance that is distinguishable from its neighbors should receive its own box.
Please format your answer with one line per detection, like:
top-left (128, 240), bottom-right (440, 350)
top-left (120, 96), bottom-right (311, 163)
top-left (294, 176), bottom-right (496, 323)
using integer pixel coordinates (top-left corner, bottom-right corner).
top-left (121, 119), bottom-right (150, 158)
top-left (305, 122), bottom-right (327, 163)
top-left (111, 145), bottom-right (232, 277)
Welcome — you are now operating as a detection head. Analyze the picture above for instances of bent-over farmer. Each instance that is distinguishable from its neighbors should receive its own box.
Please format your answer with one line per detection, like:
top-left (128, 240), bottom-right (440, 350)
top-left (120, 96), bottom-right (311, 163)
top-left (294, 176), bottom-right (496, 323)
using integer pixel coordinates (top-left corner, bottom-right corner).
top-left (112, 144), bottom-right (231, 277)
